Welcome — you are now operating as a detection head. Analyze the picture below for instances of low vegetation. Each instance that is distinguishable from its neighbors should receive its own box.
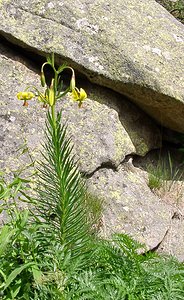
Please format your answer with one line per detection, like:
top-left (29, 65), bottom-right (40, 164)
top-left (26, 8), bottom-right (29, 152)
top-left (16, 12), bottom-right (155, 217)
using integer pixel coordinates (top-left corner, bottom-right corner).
top-left (147, 152), bottom-right (182, 188)
top-left (147, 152), bottom-right (184, 206)
top-left (157, 0), bottom-right (184, 24)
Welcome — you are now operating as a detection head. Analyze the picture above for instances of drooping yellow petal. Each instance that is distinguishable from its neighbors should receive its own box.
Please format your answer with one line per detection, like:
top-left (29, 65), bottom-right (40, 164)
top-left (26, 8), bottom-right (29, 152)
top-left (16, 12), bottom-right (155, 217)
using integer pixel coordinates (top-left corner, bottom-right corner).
top-left (17, 92), bottom-right (23, 100)
top-left (70, 88), bottom-right (87, 101)
top-left (17, 91), bottom-right (34, 101)
top-left (79, 88), bottom-right (87, 101)
top-left (26, 92), bottom-right (34, 100)
top-left (38, 93), bottom-right (49, 106)
top-left (71, 88), bottom-right (80, 101)
top-left (22, 92), bottom-right (28, 99)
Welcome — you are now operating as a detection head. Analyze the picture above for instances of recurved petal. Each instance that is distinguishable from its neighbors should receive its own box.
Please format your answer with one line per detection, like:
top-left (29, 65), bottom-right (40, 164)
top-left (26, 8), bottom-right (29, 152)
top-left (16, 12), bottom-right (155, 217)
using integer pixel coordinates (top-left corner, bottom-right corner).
top-left (79, 88), bottom-right (87, 100)
top-left (71, 88), bottom-right (80, 101)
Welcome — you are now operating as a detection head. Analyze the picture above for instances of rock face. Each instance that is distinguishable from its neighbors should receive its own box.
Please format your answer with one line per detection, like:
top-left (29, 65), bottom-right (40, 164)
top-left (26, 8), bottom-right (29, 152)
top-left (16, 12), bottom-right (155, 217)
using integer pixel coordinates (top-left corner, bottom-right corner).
top-left (0, 0), bottom-right (184, 132)
top-left (158, 211), bottom-right (184, 262)
top-left (87, 162), bottom-right (173, 250)
top-left (0, 1), bottom-right (184, 260)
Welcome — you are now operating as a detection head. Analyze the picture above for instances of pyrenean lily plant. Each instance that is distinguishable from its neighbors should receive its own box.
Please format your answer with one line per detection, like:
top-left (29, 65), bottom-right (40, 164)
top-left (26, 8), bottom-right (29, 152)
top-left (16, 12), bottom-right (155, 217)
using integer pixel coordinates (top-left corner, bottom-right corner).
top-left (16, 54), bottom-right (90, 258)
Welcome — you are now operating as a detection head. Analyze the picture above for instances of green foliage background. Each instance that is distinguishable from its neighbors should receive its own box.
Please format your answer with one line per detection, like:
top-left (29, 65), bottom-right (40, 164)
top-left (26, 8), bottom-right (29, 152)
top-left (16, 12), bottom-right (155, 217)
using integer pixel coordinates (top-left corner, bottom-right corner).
top-left (156, 0), bottom-right (184, 24)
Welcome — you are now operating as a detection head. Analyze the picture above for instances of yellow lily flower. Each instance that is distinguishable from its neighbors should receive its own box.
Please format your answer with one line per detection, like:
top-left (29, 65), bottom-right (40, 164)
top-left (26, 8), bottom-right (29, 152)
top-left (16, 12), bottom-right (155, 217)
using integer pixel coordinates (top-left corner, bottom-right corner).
top-left (71, 88), bottom-right (87, 107)
top-left (17, 92), bottom-right (34, 100)
top-left (17, 91), bottom-right (35, 106)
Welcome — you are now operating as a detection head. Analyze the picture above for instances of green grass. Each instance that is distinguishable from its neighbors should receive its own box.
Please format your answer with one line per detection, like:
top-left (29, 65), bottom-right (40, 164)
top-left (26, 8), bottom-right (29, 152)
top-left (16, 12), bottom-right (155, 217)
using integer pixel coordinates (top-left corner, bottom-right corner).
top-left (147, 152), bottom-right (183, 194)
top-left (157, 0), bottom-right (184, 24)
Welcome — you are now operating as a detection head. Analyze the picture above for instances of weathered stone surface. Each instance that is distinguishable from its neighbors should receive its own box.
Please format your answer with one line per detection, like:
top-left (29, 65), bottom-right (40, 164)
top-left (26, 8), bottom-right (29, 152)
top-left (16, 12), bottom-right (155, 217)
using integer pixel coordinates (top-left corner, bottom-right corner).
top-left (131, 148), bottom-right (184, 258)
top-left (0, 43), bottom-right (161, 175)
top-left (157, 182), bottom-right (184, 261)
top-left (62, 85), bottom-right (161, 173)
top-left (63, 97), bottom-right (136, 174)
top-left (0, 0), bottom-right (184, 132)
top-left (156, 180), bottom-right (184, 262)
top-left (158, 213), bottom-right (184, 262)
top-left (87, 162), bottom-right (173, 250)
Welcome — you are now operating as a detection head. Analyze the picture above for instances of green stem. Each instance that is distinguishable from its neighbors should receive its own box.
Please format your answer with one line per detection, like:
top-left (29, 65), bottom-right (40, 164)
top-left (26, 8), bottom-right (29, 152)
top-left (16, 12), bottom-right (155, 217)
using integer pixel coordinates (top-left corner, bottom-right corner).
top-left (50, 67), bottom-right (59, 130)
top-left (51, 104), bottom-right (56, 130)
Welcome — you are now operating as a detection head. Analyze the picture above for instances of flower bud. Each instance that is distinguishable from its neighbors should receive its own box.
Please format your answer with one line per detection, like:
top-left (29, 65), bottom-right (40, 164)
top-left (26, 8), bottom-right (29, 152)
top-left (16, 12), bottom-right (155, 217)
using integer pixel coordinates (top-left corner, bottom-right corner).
top-left (70, 68), bottom-right (76, 91)
top-left (40, 71), bottom-right (46, 87)
top-left (48, 79), bottom-right (55, 106)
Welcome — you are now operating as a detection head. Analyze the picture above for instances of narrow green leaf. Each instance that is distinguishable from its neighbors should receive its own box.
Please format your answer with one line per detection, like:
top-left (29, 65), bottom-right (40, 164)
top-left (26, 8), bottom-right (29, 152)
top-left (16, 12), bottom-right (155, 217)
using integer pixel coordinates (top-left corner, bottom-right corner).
top-left (0, 226), bottom-right (16, 256)
top-left (31, 265), bottom-right (43, 285)
top-left (10, 280), bottom-right (21, 298)
top-left (3, 262), bottom-right (34, 291)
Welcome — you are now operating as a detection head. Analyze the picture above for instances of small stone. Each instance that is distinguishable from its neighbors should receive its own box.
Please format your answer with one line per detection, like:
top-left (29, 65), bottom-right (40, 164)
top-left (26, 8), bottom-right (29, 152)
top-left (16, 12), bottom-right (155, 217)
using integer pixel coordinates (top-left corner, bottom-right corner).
top-left (48, 2), bottom-right (55, 9)
top-left (9, 116), bottom-right (16, 122)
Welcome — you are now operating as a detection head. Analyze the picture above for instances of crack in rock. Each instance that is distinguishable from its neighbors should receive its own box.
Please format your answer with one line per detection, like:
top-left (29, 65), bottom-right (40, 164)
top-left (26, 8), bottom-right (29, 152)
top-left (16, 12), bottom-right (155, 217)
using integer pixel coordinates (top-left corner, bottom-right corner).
top-left (155, 210), bottom-right (184, 257)
top-left (84, 161), bottom-right (118, 179)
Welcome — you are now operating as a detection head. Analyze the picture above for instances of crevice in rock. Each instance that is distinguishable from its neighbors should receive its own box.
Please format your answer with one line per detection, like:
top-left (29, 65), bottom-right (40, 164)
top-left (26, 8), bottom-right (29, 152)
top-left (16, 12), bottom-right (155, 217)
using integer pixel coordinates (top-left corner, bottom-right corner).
top-left (133, 142), bottom-right (184, 175)
top-left (0, 32), bottom-right (93, 84)
top-left (0, 33), bottom-right (95, 95)
top-left (84, 161), bottom-right (118, 179)
top-left (84, 153), bottom-right (141, 179)
top-left (143, 229), bottom-right (170, 255)
top-left (2, 28), bottom-right (183, 135)
top-left (0, 34), bottom-right (44, 72)
top-left (1, 27), bottom-right (183, 176)
top-left (84, 151), bottom-right (156, 180)
top-left (1, 30), bottom-right (164, 159)
top-left (172, 211), bottom-right (184, 220)
top-left (143, 209), bottom-right (184, 256)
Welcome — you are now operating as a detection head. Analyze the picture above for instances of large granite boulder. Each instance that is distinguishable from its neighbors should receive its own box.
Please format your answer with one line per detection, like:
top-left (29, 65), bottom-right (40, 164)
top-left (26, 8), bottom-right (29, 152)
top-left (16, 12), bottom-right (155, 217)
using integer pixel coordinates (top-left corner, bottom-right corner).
top-left (0, 0), bottom-right (184, 132)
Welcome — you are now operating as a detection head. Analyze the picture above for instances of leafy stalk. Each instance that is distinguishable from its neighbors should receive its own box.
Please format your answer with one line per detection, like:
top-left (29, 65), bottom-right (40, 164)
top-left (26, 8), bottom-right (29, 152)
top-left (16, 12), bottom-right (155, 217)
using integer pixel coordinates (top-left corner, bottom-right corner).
top-left (35, 109), bottom-right (91, 258)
